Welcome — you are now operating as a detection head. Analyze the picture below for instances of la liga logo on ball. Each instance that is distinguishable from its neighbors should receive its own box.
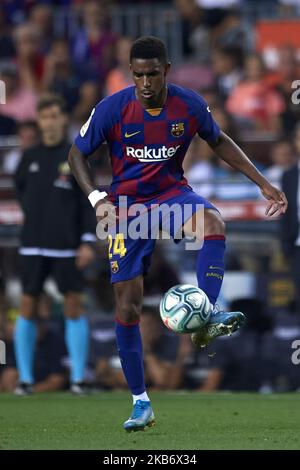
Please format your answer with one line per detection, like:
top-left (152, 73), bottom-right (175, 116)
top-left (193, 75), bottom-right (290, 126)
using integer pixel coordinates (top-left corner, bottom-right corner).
top-left (159, 284), bottom-right (211, 334)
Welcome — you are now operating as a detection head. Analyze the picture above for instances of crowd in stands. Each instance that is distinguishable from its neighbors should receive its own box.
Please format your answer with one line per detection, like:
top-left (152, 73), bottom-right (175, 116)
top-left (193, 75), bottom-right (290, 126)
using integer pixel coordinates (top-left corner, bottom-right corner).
top-left (1, 0), bottom-right (300, 393)
top-left (1, 1), bottom-right (300, 190)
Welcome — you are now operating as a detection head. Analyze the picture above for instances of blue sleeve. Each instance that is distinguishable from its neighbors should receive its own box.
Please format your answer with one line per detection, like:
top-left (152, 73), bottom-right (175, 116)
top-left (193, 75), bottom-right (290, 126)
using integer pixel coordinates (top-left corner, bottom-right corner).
top-left (74, 96), bottom-right (114, 156)
top-left (189, 91), bottom-right (221, 142)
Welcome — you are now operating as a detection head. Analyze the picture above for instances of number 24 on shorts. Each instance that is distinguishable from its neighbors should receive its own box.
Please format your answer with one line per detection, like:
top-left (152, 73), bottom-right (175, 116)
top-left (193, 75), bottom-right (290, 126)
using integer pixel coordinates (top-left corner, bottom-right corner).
top-left (108, 233), bottom-right (127, 259)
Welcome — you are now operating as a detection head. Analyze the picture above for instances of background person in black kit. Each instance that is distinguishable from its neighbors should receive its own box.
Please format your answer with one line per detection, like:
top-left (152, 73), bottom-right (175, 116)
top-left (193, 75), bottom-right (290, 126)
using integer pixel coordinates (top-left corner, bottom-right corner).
top-left (14, 94), bottom-right (96, 395)
top-left (280, 123), bottom-right (300, 314)
top-left (0, 308), bottom-right (68, 394)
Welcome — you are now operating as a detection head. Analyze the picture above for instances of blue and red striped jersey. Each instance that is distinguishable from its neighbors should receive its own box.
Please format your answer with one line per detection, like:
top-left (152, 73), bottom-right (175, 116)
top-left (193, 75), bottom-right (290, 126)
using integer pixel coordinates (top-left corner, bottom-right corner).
top-left (75, 83), bottom-right (220, 203)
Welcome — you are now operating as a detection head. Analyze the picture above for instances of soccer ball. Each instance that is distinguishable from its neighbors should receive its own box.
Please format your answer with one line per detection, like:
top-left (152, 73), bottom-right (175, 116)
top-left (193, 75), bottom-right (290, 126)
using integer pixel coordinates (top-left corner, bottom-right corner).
top-left (159, 284), bottom-right (211, 334)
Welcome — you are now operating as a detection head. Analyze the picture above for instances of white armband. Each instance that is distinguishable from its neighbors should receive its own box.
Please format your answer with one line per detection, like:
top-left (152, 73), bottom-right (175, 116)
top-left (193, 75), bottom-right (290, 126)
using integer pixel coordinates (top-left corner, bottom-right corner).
top-left (88, 190), bottom-right (108, 208)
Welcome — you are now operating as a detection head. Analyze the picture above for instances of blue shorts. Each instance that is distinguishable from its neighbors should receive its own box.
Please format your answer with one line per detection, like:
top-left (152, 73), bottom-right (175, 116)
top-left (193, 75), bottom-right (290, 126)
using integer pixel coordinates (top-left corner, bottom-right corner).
top-left (107, 187), bottom-right (217, 283)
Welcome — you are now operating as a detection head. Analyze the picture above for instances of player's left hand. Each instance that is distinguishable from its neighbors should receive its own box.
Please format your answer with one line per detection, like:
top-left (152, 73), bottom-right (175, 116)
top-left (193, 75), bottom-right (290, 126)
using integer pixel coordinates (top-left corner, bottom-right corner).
top-left (260, 183), bottom-right (288, 217)
top-left (76, 243), bottom-right (95, 269)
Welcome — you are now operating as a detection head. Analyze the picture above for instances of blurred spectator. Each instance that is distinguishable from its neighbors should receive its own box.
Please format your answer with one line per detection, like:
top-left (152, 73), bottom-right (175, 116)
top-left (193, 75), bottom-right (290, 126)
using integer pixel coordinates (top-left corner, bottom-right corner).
top-left (208, 7), bottom-right (244, 50)
top-left (280, 124), bottom-right (300, 311)
top-left (278, 0), bottom-right (300, 16)
top-left (71, 81), bottom-right (100, 133)
top-left (184, 298), bottom-right (271, 391)
top-left (1, 1), bottom-right (33, 24)
top-left (0, 312), bottom-right (68, 393)
top-left (105, 37), bottom-right (133, 96)
top-left (226, 54), bottom-right (285, 132)
top-left (263, 139), bottom-right (296, 188)
top-left (2, 120), bottom-right (39, 174)
top-left (0, 8), bottom-right (16, 59)
top-left (13, 22), bottom-right (45, 92)
top-left (211, 46), bottom-right (243, 101)
top-left (72, 0), bottom-right (118, 84)
top-left (174, 0), bottom-right (210, 60)
top-left (260, 310), bottom-right (300, 392)
top-left (43, 38), bottom-right (82, 112)
top-left (175, 0), bottom-right (243, 59)
top-left (194, 1), bottom-right (244, 50)
top-left (272, 46), bottom-right (300, 135)
top-left (0, 61), bottom-right (37, 122)
top-left (29, 4), bottom-right (54, 54)
top-left (267, 45), bottom-right (300, 89)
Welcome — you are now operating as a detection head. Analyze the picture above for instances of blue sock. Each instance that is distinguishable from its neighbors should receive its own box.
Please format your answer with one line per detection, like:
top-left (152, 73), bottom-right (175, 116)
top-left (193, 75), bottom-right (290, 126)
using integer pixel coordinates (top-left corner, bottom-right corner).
top-left (196, 235), bottom-right (226, 306)
top-left (14, 316), bottom-right (37, 384)
top-left (65, 316), bottom-right (89, 383)
top-left (115, 320), bottom-right (145, 396)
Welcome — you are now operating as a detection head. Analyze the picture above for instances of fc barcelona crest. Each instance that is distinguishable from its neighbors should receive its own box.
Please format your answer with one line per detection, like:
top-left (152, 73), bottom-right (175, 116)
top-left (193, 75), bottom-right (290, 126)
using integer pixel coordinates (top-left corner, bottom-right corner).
top-left (171, 122), bottom-right (184, 137)
top-left (110, 261), bottom-right (119, 273)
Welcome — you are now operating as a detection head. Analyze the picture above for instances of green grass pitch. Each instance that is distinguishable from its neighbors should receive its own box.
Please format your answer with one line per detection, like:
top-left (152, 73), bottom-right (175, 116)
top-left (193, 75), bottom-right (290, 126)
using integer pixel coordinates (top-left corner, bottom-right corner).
top-left (0, 392), bottom-right (300, 450)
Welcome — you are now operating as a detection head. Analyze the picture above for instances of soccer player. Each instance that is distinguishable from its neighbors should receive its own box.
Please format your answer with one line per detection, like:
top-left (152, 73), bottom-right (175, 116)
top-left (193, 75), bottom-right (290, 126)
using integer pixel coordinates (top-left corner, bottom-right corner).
top-left (14, 94), bottom-right (96, 395)
top-left (68, 37), bottom-right (287, 431)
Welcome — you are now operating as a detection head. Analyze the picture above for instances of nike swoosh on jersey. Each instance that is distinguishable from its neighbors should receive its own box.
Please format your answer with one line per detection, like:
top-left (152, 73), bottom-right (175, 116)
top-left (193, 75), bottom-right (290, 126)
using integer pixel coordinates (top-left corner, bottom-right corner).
top-left (125, 131), bottom-right (141, 138)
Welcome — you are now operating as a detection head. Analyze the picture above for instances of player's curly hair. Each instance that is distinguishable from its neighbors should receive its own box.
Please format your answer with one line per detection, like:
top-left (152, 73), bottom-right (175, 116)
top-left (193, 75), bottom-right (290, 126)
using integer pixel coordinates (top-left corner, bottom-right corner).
top-left (130, 36), bottom-right (168, 65)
